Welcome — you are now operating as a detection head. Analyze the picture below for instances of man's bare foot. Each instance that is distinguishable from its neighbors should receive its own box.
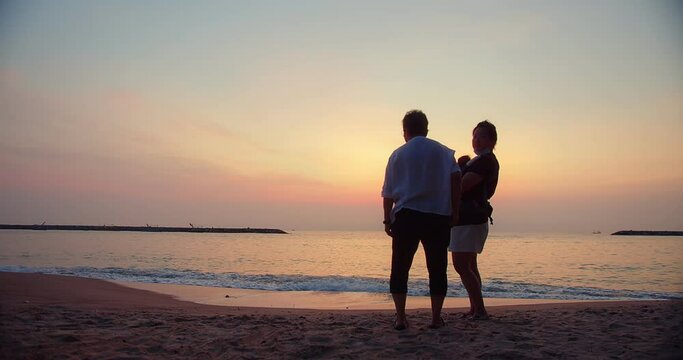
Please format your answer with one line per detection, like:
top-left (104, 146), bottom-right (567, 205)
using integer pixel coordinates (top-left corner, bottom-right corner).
top-left (428, 317), bottom-right (446, 329)
top-left (393, 315), bottom-right (409, 330)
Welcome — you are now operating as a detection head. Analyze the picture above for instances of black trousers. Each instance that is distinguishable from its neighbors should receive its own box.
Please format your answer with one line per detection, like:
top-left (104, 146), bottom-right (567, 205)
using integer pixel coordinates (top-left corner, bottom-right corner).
top-left (390, 208), bottom-right (450, 296)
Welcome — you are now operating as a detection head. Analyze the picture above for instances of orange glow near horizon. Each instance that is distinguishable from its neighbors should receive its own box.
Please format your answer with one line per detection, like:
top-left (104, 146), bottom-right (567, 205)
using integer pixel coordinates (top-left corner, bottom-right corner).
top-left (1, 1), bottom-right (682, 230)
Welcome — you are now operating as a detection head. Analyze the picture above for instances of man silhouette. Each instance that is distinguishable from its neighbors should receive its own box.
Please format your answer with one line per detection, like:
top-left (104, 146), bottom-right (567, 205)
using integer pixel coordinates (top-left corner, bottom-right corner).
top-left (381, 110), bottom-right (461, 329)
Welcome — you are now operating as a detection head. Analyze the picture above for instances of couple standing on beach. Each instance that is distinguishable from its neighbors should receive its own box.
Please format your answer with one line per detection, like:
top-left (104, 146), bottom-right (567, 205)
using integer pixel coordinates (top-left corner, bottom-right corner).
top-left (382, 110), bottom-right (499, 330)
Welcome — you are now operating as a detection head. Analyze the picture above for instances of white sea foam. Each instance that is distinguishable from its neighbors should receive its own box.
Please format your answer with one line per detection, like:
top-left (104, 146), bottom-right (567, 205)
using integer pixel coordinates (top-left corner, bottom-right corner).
top-left (1, 230), bottom-right (682, 300)
top-left (1, 265), bottom-right (680, 300)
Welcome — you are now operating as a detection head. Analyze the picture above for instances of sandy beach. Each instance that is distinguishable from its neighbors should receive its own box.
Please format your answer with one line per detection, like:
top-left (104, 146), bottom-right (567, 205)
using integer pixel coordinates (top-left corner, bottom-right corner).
top-left (1, 272), bottom-right (681, 359)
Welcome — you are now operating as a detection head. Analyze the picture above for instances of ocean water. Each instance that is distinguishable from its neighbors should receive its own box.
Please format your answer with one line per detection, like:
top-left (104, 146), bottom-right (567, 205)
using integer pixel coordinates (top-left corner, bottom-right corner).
top-left (0, 230), bottom-right (681, 300)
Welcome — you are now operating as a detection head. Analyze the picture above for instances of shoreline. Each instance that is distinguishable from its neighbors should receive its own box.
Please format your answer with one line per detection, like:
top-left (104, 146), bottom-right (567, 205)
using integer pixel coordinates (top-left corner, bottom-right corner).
top-left (114, 279), bottom-right (596, 310)
top-left (0, 270), bottom-right (670, 310)
top-left (1, 272), bottom-right (681, 359)
top-left (2, 271), bottom-right (662, 312)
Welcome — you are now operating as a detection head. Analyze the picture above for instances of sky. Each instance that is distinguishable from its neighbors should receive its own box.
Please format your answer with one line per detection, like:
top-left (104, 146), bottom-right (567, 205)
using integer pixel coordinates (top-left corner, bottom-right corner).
top-left (1, 0), bottom-right (682, 232)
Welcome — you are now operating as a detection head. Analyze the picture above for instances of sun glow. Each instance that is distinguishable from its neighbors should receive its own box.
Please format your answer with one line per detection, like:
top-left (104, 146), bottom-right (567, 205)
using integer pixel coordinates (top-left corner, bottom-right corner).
top-left (1, 1), bottom-right (681, 230)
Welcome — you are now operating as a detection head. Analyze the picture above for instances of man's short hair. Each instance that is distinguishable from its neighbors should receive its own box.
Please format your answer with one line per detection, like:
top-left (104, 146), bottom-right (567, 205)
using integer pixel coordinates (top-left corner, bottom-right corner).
top-left (402, 110), bottom-right (428, 136)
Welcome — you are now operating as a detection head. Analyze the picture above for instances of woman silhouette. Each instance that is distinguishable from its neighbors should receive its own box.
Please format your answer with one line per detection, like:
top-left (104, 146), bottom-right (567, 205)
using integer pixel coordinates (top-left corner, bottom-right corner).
top-left (450, 120), bottom-right (499, 320)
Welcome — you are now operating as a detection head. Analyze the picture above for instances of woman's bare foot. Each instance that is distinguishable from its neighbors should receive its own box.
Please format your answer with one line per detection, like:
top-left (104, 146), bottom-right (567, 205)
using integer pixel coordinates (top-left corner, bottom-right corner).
top-left (468, 312), bottom-right (489, 321)
top-left (459, 310), bottom-right (474, 319)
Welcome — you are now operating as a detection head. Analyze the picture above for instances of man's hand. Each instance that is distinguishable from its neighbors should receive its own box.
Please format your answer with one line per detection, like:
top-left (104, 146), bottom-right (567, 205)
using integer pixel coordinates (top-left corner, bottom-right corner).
top-left (384, 223), bottom-right (392, 237)
top-left (450, 211), bottom-right (460, 227)
top-left (383, 197), bottom-right (394, 238)
top-left (451, 171), bottom-right (462, 227)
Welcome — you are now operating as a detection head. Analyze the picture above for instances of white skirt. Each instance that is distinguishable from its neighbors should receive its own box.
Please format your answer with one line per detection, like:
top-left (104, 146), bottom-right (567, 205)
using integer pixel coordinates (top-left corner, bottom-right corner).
top-left (449, 222), bottom-right (489, 253)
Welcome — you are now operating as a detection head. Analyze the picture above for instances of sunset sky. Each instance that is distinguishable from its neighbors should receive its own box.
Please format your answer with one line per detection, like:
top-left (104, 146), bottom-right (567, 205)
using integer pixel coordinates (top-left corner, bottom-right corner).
top-left (1, 0), bottom-right (682, 232)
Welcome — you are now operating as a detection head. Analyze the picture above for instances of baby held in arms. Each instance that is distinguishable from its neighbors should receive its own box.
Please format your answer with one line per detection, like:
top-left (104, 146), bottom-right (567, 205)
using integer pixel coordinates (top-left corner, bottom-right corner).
top-left (458, 155), bottom-right (471, 169)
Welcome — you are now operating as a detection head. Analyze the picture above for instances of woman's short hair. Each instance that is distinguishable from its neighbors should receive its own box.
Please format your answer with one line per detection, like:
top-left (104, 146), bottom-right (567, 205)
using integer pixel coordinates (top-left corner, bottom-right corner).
top-left (474, 120), bottom-right (497, 147)
top-left (402, 110), bottom-right (428, 136)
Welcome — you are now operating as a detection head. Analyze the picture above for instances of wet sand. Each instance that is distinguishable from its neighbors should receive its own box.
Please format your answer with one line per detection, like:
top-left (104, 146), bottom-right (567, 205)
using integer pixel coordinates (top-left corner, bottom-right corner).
top-left (116, 280), bottom-right (587, 310)
top-left (1, 272), bottom-right (681, 359)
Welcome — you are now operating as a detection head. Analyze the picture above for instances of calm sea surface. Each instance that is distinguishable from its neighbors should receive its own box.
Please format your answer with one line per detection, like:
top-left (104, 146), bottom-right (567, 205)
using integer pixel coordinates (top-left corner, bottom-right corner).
top-left (0, 230), bottom-right (681, 300)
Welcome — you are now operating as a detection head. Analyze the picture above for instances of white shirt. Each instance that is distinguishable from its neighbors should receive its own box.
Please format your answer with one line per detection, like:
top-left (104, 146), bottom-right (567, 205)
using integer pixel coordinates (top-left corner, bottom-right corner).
top-left (381, 136), bottom-right (460, 221)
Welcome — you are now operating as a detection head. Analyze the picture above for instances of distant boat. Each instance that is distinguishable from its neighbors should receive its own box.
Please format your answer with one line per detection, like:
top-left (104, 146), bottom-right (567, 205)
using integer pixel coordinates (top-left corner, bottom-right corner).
top-left (592, 230), bottom-right (601, 234)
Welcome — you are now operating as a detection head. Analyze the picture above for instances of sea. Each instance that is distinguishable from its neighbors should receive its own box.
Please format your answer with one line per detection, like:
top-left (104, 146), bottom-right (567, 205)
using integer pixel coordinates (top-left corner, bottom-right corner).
top-left (0, 230), bottom-right (681, 301)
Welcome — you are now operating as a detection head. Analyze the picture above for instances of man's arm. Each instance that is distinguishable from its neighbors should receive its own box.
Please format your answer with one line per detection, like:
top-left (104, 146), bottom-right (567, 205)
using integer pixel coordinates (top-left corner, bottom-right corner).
top-left (451, 171), bottom-right (462, 226)
top-left (383, 197), bottom-right (394, 237)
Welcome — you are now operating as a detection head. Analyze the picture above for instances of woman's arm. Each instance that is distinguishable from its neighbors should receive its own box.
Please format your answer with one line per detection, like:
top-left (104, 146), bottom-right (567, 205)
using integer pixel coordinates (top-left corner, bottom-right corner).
top-left (461, 172), bottom-right (484, 193)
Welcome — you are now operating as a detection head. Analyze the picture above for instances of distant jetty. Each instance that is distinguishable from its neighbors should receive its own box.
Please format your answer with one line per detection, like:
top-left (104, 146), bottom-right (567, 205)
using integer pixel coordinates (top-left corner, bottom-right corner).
top-left (611, 230), bottom-right (683, 236)
top-left (0, 224), bottom-right (287, 234)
